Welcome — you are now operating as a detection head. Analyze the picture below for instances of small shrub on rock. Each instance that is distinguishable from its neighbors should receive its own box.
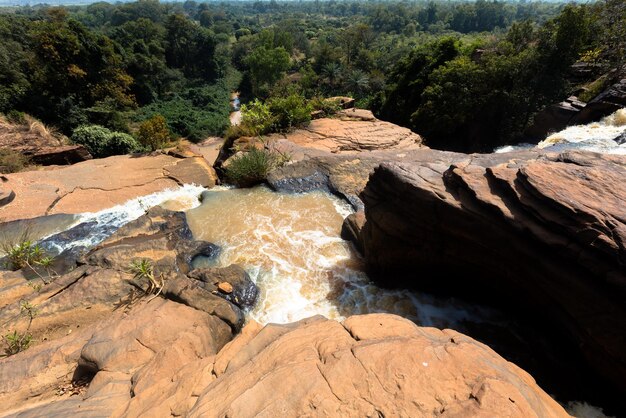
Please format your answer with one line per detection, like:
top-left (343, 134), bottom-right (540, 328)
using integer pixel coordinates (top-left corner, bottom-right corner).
top-left (225, 148), bottom-right (288, 187)
top-left (310, 97), bottom-right (341, 117)
top-left (137, 115), bottom-right (171, 151)
top-left (0, 148), bottom-right (28, 173)
top-left (267, 93), bottom-right (312, 132)
top-left (240, 99), bottom-right (274, 136)
top-left (71, 125), bottom-right (139, 158)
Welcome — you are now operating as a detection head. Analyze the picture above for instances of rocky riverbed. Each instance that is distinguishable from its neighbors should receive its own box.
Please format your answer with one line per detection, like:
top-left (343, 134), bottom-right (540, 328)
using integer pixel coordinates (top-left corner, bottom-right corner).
top-left (0, 109), bottom-right (623, 417)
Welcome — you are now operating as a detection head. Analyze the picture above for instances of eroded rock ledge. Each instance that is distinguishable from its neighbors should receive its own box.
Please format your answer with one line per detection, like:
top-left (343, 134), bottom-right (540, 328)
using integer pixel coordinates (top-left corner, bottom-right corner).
top-left (357, 150), bottom-right (626, 398)
top-left (0, 206), bottom-right (570, 417)
top-left (0, 153), bottom-right (217, 222)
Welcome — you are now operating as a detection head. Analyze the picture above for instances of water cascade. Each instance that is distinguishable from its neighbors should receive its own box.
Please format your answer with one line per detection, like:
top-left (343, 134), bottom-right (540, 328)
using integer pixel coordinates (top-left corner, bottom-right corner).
top-left (496, 107), bottom-right (626, 154)
top-left (186, 186), bottom-right (496, 326)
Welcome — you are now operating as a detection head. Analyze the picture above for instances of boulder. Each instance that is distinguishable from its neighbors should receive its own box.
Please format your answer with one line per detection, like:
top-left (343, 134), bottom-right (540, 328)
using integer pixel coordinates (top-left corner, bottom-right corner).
top-left (524, 97), bottom-right (586, 140)
top-left (357, 150), bottom-right (626, 397)
top-left (0, 185), bottom-right (14, 208)
top-left (28, 145), bottom-right (92, 166)
top-left (187, 314), bottom-right (570, 418)
top-left (188, 265), bottom-right (259, 309)
top-left (572, 78), bottom-right (626, 125)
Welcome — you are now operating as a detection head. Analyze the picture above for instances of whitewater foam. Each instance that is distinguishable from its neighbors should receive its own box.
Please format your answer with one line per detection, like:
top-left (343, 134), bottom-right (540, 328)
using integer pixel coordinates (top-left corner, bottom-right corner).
top-left (42, 184), bottom-right (205, 254)
top-left (186, 186), bottom-right (497, 327)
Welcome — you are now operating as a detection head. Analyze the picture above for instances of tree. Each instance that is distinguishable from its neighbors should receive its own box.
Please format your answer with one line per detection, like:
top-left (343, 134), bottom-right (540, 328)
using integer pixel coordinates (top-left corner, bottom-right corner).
top-left (245, 46), bottom-right (290, 97)
top-left (137, 115), bottom-right (171, 151)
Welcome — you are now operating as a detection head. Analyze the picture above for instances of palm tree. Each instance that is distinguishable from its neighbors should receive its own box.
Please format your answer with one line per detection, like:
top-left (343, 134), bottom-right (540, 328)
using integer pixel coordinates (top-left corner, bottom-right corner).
top-left (344, 69), bottom-right (370, 95)
top-left (321, 62), bottom-right (342, 88)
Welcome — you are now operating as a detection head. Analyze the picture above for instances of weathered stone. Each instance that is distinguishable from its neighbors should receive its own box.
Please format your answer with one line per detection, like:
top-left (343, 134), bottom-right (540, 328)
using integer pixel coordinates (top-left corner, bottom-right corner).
top-left (524, 98), bottom-right (585, 140)
top-left (357, 150), bottom-right (626, 397)
top-left (0, 185), bottom-right (15, 208)
top-left (188, 265), bottom-right (259, 309)
top-left (28, 145), bottom-right (92, 166)
top-left (0, 153), bottom-right (213, 222)
top-left (218, 282), bottom-right (233, 293)
top-left (187, 314), bottom-right (570, 418)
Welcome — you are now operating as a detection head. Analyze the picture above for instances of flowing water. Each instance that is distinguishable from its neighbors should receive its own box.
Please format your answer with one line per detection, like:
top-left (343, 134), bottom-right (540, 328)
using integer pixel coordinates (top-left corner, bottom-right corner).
top-left (186, 185), bottom-right (496, 326)
top-left (1, 184), bottom-right (206, 256)
top-left (496, 108), bottom-right (626, 154)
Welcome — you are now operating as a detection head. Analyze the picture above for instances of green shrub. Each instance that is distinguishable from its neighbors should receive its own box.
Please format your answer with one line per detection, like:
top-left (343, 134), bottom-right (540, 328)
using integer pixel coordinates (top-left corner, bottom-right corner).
top-left (0, 148), bottom-right (28, 173)
top-left (310, 97), bottom-right (341, 116)
top-left (225, 148), bottom-right (288, 187)
top-left (137, 115), bottom-right (171, 151)
top-left (1, 233), bottom-right (57, 283)
top-left (71, 125), bottom-right (139, 158)
top-left (240, 99), bottom-right (274, 136)
top-left (6, 110), bottom-right (26, 125)
top-left (267, 94), bottom-right (312, 132)
top-left (2, 301), bottom-right (38, 356)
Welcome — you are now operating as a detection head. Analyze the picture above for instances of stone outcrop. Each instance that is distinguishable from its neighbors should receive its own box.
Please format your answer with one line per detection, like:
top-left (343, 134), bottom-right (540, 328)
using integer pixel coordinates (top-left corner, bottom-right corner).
top-left (0, 207), bottom-right (261, 416)
top-left (0, 307), bottom-right (571, 417)
top-left (0, 153), bottom-right (218, 222)
top-left (525, 74), bottom-right (626, 140)
top-left (187, 314), bottom-right (569, 418)
top-left (524, 96), bottom-right (586, 139)
top-left (266, 109), bottom-right (423, 155)
top-left (0, 199), bottom-right (571, 417)
top-left (356, 150), bottom-right (626, 397)
top-left (0, 117), bottom-right (92, 166)
top-left (572, 78), bottom-right (626, 125)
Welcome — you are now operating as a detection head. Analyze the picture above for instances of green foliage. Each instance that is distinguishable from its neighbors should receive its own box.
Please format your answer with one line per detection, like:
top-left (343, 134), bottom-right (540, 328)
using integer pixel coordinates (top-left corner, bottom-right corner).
top-left (579, 75), bottom-right (609, 103)
top-left (225, 147), bottom-right (288, 187)
top-left (1, 231), bottom-right (57, 283)
top-left (2, 301), bottom-right (38, 356)
top-left (240, 99), bottom-right (274, 136)
top-left (267, 93), bottom-right (313, 132)
top-left (129, 258), bottom-right (163, 296)
top-left (71, 125), bottom-right (140, 158)
top-left (0, 148), bottom-right (28, 174)
top-left (310, 97), bottom-right (341, 116)
top-left (137, 115), bottom-right (170, 151)
top-left (245, 46), bottom-right (291, 97)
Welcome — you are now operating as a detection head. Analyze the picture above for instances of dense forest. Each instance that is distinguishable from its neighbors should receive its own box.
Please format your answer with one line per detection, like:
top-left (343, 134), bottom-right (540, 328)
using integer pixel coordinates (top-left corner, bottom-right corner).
top-left (0, 0), bottom-right (624, 152)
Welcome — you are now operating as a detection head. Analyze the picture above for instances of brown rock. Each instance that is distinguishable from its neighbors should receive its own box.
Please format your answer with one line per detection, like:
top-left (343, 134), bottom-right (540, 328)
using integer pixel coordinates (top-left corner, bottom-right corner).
top-left (358, 150), bottom-right (626, 397)
top-left (0, 154), bottom-right (215, 222)
top-left (267, 112), bottom-right (423, 155)
top-left (187, 314), bottom-right (569, 418)
top-left (0, 185), bottom-right (14, 208)
top-left (29, 145), bottom-right (92, 166)
top-left (218, 282), bottom-right (233, 293)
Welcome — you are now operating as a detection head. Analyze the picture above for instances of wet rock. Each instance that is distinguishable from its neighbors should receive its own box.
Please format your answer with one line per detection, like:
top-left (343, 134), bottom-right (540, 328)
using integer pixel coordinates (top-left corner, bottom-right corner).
top-left (341, 210), bottom-right (366, 254)
top-left (161, 275), bottom-right (245, 331)
top-left (267, 161), bottom-right (331, 194)
top-left (358, 150), bottom-right (626, 396)
top-left (188, 264), bottom-right (259, 310)
top-left (572, 78), bottom-right (626, 124)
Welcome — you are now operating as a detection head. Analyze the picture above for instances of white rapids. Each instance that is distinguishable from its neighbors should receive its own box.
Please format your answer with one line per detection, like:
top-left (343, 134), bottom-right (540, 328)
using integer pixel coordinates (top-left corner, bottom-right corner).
top-left (496, 108), bottom-right (626, 154)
